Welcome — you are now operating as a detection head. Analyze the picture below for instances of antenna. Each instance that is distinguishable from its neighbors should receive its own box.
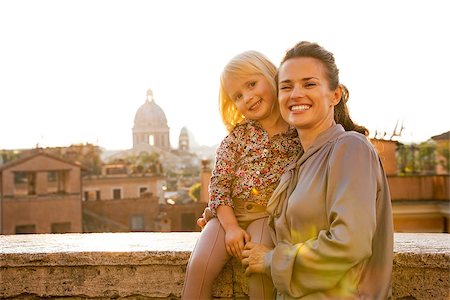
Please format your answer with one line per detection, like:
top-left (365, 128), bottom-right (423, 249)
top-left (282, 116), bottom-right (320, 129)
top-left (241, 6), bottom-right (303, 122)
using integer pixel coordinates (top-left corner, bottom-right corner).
top-left (390, 120), bottom-right (399, 140)
top-left (399, 119), bottom-right (405, 136)
top-left (389, 119), bottom-right (405, 140)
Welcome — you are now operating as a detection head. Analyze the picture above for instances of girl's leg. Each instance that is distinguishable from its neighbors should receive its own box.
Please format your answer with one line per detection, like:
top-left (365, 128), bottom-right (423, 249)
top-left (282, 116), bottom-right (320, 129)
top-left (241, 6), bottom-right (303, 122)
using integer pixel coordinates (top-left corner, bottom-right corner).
top-left (181, 218), bottom-right (230, 300)
top-left (245, 217), bottom-right (275, 300)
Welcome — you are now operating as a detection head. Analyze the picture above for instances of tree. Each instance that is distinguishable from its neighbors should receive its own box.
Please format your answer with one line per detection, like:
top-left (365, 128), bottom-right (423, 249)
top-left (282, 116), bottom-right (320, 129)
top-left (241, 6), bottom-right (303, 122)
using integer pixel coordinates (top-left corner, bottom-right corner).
top-left (436, 140), bottom-right (450, 173)
top-left (188, 182), bottom-right (201, 202)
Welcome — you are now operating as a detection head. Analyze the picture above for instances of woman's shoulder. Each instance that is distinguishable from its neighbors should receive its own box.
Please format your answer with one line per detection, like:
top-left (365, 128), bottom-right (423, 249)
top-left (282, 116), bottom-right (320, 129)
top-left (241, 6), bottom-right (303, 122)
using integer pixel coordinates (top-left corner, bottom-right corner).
top-left (333, 130), bottom-right (377, 156)
top-left (336, 131), bottom-right (372, 145)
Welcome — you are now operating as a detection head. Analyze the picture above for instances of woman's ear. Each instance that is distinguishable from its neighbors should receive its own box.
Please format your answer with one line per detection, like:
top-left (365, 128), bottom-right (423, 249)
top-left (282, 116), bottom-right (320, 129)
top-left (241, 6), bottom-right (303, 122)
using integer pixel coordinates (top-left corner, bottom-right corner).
top-left (330, 85), bottom-right (342, 106)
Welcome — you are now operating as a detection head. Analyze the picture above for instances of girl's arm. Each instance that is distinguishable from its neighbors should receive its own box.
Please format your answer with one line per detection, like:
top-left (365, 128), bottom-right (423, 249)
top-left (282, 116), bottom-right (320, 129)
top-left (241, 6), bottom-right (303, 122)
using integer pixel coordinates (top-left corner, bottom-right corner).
top-left (208, 128), bottom-right (250, 258)
top-left (216, 205), bottom-right (250, 259)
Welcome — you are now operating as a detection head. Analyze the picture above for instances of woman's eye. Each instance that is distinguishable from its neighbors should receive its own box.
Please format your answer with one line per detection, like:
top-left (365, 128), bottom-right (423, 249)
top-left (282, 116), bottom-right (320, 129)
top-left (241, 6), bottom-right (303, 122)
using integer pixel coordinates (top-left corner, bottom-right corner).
top-left (305, 82), bottom-right (316, 88)
top-left (279, 85), bottom-right (291, 90)
top-left (235, 94), bottom-right (243, 101)
top-left (248, 81), bottom-right (256, 88)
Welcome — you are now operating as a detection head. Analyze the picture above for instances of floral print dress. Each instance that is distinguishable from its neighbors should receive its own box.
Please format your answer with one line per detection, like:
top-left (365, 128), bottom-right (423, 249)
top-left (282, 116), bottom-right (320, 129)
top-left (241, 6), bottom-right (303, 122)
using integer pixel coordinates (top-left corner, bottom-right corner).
top-left (208, 120), bottom-right (300, 215)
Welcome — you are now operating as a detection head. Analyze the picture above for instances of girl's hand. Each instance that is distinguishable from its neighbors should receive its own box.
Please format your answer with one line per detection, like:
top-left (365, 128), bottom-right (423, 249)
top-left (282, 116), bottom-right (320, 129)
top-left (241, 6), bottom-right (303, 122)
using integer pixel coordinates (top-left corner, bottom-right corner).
top-left (196, 216), bottom-right (206, 229)
top-left (197, 207), bottom-right (215, 229)
top-left (241, 242), bottom-right (271, 275)
top-left (224, 224), bottom-right (251, 259)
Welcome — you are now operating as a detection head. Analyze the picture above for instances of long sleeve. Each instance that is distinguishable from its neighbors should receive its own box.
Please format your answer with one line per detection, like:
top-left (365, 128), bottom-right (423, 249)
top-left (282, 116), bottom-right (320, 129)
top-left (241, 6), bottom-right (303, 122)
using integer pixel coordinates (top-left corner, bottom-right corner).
top-left (267, 134), bottom-right (379, 297)
top-left (207, 130), bottom-right (240, 215)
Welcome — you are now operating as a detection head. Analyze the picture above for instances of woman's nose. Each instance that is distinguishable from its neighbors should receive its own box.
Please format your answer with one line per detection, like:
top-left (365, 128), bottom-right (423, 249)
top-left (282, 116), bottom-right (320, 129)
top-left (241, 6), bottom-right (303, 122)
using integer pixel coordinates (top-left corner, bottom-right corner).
top-left (291, 85), bottom-right (305, 98)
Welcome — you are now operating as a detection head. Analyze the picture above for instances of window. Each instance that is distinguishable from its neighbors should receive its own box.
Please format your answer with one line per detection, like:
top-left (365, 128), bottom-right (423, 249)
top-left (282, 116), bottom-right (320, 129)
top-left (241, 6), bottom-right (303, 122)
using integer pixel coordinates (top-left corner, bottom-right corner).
top-left (15, 224), bottom-right (36, 234)
top-left (13, 171), bottom-right (28, 196)
top-left (14, 171), bottom-right (27, 184)
top-left (139, 186), bottom-right (148, 196)
top-left (130, 215), bottom-right (145, 231)
top-left (84, 190), bottom-right (101, 201)
top-left (113, 188), bottom-right (122, 199)
top-left (47, 171), bottom-right (66, 193)
top-left (51, 222), bottom-right (71, 233)
top-left (48, 171), bottom-right (57, 182)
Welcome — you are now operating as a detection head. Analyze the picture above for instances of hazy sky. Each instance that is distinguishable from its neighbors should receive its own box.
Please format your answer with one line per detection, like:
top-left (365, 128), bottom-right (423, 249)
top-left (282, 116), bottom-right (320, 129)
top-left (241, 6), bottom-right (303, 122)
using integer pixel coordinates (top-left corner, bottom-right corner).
top-left (1, 0), bottom-right (448, 150)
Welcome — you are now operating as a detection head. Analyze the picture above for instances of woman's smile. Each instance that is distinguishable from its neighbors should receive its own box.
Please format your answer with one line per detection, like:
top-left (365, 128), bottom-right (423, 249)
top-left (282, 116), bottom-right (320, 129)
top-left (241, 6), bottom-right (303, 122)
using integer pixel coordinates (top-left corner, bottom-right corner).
top-left (290, 104), bottom-right (311, 112)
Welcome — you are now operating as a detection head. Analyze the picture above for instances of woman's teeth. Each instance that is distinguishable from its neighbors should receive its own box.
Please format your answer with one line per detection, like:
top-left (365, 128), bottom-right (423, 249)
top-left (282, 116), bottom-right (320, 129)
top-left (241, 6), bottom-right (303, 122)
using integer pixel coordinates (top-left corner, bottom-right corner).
top-left (291, 105), bottom-right (310, 111)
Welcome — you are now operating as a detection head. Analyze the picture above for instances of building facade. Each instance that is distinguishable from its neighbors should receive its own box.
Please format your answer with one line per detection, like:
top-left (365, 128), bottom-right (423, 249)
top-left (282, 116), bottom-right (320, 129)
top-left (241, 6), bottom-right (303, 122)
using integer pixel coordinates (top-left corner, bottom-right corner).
top-left (0, 152), bottom-right (83, 234)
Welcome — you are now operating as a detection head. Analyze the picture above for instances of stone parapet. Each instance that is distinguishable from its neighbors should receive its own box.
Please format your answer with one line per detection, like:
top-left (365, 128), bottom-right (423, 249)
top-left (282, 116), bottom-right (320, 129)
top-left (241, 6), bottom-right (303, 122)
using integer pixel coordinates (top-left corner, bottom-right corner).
top-left (0, 233), bottom-right (449, 299)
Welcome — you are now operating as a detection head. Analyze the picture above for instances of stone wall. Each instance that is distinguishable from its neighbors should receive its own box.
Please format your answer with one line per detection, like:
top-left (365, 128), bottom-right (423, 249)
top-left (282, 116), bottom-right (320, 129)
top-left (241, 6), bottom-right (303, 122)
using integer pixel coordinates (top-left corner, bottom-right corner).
top-left (0, 233), bottom-right (449, 299)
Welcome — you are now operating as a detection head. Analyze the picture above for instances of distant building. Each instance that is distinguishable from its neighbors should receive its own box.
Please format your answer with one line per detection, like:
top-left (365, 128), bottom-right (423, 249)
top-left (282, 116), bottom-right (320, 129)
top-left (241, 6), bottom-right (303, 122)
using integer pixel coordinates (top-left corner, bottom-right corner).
top-left (108, 89), bottom-right (200, 176)
top-left (133, 89), bottom-right (171, 151)
top-left (82, 161), bottom-right (206, 232)
top-left (0, 152), bottom-right (83, 234)
top-left (179, 126), bottom-right (190, 152)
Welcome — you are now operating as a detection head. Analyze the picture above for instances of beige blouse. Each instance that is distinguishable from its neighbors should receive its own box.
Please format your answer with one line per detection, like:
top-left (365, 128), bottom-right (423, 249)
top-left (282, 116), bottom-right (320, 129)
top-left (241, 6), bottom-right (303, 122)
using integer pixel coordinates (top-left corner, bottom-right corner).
top-left (264, 124), bottom-right (393, 299)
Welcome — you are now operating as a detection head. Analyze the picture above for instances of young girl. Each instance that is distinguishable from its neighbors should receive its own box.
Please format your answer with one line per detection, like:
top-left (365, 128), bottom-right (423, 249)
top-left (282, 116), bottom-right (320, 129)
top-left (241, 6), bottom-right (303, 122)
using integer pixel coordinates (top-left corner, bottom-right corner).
top-left (181, 51), bottom-right (300, 299)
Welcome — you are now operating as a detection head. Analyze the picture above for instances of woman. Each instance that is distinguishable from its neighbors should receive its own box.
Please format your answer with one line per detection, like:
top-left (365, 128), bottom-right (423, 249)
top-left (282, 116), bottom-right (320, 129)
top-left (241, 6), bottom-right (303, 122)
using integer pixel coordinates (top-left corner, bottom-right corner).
top-left (241, 41), bottom-right (393, 299)
top-left (182, 50), bottom-right (300, 299)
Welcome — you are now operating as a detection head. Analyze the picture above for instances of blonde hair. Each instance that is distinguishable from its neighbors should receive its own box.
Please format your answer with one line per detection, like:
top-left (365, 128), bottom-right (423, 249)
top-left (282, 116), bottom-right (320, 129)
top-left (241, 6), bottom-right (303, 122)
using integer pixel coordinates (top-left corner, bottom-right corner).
top-left (219, 50), bottom-right (277, 132)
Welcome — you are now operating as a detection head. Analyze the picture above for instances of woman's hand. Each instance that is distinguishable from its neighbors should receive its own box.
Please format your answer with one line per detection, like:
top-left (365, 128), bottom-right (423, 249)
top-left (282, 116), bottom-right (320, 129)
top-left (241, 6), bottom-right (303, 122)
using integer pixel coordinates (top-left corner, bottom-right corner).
top-left (224, 224), bottom-right (251, 259)
top-left (241, 242), bottom-right (271, 275)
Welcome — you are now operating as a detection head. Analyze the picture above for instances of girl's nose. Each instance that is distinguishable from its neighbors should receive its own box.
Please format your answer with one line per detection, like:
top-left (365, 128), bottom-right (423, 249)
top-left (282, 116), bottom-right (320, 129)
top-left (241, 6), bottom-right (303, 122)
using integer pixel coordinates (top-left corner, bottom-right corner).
top-left (243, 92), bottom-right (254, 103)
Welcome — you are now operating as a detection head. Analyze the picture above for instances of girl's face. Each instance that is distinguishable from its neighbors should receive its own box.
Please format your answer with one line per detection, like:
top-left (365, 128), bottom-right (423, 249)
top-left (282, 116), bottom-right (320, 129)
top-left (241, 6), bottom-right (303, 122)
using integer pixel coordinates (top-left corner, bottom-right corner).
top-left (224, 74), bottom-right (277, 121)
top-left (278, 57), bottom-right (341, 134)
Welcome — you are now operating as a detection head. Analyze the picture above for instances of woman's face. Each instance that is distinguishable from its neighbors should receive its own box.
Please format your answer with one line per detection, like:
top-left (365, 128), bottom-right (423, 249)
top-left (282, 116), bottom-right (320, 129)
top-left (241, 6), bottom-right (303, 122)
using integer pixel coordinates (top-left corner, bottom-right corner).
top-left (224, 74), bottom-right (277, 121)
top-left (278, 57), bottom-right (340, 133)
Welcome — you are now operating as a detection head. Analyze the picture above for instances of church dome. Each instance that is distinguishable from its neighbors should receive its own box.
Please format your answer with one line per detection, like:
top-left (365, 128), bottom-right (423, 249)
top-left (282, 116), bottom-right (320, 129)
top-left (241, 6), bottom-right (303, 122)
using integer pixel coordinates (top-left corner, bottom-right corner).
top-left (179, 126), bottom-right (189, 137)
top-left (133, 89), bottom-right (168, 130)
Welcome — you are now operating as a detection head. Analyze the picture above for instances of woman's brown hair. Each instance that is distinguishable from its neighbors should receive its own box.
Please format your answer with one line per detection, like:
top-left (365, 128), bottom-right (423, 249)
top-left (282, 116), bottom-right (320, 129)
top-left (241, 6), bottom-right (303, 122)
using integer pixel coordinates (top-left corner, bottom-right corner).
top-left (280, 41), bottom-right (369, 136)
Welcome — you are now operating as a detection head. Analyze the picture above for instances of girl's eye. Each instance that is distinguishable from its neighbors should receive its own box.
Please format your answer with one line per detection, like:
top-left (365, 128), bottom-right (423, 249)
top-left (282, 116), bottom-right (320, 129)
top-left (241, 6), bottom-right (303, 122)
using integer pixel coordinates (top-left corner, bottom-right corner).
top-left (234, 94), bottom-right (243, 101)
top-left (279, 85), bottom-right (291, 91)
top-left (248, 81), bottom-right (256, 88)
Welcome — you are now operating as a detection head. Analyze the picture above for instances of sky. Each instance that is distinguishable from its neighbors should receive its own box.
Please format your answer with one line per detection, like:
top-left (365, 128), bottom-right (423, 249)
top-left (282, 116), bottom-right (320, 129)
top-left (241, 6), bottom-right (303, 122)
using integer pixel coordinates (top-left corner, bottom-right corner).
top-left (0, 0), bottom-right (449, 151)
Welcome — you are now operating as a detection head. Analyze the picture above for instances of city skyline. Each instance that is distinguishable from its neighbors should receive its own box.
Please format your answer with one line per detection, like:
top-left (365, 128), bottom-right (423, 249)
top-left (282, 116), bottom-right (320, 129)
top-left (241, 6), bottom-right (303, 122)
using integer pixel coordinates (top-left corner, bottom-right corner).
top-left (1, 1), bottom-right (449, 151)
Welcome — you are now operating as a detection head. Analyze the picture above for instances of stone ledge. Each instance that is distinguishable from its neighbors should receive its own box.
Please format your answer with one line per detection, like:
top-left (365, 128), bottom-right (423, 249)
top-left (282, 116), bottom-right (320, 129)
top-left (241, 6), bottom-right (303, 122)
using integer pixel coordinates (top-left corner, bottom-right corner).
top-left (1, 233), bottom-right (449, 299)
